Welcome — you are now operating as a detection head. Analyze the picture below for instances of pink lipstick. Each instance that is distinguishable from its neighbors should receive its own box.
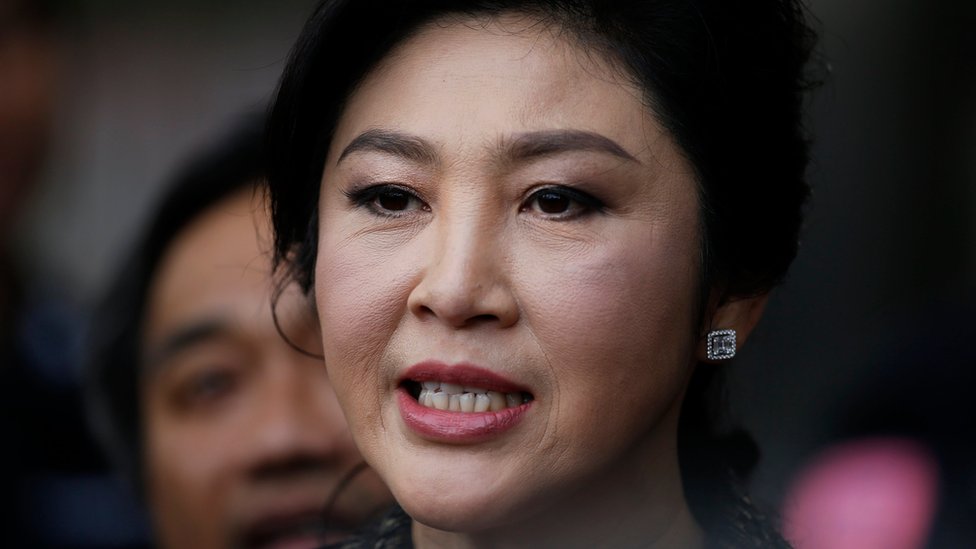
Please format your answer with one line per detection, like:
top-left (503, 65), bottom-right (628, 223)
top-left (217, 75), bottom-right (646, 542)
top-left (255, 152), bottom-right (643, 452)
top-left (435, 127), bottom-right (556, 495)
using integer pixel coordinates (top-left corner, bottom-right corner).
top-left (397, 361), bottom-right (533, 443)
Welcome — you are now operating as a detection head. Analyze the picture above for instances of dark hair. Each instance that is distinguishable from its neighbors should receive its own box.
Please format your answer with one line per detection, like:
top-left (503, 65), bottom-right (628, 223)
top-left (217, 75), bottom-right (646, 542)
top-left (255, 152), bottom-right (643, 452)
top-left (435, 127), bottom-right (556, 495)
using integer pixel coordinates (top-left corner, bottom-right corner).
top-left (84, 113), bottom-right (267, 495)
top-left (266, 1), bottom-right (816, 545)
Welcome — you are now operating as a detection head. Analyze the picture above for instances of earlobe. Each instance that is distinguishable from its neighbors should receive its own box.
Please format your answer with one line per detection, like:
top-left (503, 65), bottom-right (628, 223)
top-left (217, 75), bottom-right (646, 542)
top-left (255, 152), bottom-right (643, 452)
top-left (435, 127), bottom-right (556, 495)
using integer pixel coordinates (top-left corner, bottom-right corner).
top-left (696, 293), bottom-right (770, 363)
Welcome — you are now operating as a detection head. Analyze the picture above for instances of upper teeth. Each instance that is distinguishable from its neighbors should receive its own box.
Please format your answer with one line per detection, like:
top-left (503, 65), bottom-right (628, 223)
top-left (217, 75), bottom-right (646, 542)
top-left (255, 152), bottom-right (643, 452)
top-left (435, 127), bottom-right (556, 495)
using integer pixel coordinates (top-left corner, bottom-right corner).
top-left (418, 381), bottom-right (526, 412)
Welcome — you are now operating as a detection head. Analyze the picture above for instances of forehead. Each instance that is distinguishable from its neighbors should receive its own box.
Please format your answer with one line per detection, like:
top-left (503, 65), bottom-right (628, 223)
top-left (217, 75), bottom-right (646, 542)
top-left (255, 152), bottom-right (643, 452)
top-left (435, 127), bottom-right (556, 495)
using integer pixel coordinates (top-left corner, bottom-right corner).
top-left (142, 188), bottom-right (271, 349)
top-left (331, 13), bottom-right (659, 161)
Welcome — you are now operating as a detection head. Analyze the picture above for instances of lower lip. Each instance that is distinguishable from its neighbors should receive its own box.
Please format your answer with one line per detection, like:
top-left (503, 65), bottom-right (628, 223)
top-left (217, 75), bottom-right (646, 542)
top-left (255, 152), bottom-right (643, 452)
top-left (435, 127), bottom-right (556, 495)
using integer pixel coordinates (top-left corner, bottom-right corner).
top-left (262, 534), bottom-right (325, 549)
top-left (397, 388), bottom-right (532, 443)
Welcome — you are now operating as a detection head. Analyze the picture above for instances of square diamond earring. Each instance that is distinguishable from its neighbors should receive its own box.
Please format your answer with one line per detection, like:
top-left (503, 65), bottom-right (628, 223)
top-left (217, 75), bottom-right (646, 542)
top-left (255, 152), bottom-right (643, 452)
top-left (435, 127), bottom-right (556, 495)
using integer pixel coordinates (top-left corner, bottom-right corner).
top-left (706, 329), bottom-right (737, 360)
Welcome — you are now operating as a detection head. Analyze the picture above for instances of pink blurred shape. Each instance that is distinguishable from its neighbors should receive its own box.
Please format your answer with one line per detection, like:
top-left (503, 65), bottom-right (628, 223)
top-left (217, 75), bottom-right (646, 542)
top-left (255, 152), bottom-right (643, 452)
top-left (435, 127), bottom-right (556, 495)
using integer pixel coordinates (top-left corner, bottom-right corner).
top-left (783, 437), bottom-right (939, 549)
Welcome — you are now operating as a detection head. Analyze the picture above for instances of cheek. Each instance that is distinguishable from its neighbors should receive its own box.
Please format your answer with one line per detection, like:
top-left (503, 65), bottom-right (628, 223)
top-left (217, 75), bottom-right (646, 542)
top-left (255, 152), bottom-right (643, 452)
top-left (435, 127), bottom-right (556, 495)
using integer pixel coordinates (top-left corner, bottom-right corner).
top-left (145, 416), bottom-right (226, 500)
top-left (517, 222), bottom-right (700, 414)
top-left (314, 231), bottom-right (415, 446)
top-left (315, 231), bottom-right (404, 369)
top-left (144, 414), bottom-right (226, 544)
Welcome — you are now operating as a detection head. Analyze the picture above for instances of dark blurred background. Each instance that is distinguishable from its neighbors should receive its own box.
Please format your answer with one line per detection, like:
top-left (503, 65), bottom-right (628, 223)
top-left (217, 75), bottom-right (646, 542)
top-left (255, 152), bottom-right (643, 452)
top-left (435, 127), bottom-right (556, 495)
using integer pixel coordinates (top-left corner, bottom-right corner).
top-left (732, 0), bottom-right (975, 502)
top-left (1, 0), bottom-right (973, 547)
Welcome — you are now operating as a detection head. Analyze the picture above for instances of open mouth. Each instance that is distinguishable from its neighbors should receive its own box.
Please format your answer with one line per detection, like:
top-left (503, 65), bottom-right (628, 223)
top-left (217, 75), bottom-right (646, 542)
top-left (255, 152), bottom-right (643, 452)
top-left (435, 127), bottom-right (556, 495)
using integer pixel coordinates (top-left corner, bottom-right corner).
top-left (396, 362), bottom-right (536, 440)
top-left (403, 380), bottom-right (533, 412)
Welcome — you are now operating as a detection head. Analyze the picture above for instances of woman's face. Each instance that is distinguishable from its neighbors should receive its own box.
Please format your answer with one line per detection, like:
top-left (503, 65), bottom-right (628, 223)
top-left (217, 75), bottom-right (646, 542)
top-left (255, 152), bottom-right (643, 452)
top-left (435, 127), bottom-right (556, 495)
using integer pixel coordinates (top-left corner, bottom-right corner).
top-left (316, 15), bottom-right (703, 534)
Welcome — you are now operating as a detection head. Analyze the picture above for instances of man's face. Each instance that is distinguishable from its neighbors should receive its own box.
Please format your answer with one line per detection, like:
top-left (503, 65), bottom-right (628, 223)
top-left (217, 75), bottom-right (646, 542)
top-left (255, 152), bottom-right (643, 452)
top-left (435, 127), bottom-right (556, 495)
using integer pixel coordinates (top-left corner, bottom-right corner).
top-left (140, 188), bottom-right (390, 549)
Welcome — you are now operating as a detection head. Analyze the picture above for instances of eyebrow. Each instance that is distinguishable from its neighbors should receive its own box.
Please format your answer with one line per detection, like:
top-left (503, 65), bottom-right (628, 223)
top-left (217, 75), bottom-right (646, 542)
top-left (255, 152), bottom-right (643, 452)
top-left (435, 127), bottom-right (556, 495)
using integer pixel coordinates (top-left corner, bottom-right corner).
top-left (142, 319), bottom-right (228, 376)
top-left (336, 128), bottom-right (639, 168)
top-left (504, 130), bottom-right (639, 164)
top-left (337, 128), bottom-right (439, 166)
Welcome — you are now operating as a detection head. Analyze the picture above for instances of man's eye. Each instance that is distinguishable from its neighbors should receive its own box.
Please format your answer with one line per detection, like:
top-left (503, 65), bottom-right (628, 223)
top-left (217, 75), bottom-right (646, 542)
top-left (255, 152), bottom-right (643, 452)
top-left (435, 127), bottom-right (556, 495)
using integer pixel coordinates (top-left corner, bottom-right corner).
top-left (523, 186), bottom-right (603, 219)
top-left (176, 368), bottom-right (238, 409)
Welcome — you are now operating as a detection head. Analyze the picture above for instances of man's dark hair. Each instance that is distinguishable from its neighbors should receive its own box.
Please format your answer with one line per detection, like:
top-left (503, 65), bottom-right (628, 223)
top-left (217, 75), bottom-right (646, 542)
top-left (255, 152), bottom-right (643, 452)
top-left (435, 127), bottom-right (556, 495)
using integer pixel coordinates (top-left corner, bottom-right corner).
top-left (85, 113), bottom-right (267, 495)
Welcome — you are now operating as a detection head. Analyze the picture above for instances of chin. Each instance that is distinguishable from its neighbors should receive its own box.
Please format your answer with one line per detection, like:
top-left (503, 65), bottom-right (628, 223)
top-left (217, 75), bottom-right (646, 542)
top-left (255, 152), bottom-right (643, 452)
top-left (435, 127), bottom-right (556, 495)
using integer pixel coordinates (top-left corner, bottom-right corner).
top-left (387, 464), bottom-right (548, 534)
top-left (399, 493), bottom-right (514, 533)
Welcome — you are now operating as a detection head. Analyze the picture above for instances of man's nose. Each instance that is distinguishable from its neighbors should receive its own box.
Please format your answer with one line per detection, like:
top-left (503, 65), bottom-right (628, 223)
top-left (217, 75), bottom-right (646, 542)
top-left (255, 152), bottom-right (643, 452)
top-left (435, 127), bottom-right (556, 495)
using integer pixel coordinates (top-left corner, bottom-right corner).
top-left (242, 366), bottom-right (352, 479)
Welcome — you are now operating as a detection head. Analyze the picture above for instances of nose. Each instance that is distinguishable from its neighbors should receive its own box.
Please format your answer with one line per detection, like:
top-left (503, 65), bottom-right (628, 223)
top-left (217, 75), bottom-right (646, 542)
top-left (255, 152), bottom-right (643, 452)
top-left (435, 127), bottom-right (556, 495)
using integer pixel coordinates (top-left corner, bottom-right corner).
top-left (242, 363), bottom-right (353, 479)
top-left (407, 217), bottom-right (519, 329)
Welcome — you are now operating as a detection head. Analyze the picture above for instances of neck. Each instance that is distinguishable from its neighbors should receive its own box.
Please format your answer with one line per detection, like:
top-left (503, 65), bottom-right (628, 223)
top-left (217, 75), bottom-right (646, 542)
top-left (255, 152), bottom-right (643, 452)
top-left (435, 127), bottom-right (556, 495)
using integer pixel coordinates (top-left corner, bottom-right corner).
top-left (411, 404), bottom-right (705, 549)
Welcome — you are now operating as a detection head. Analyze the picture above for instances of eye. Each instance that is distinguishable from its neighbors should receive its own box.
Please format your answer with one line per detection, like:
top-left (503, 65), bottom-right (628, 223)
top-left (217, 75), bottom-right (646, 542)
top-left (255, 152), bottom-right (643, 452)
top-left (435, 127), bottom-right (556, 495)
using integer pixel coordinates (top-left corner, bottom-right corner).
top-left (375, 188), bottom-right (413, 211)
top-left (188, 369), bottom-right (235, 400)
top-left (347, 184), bottom-right (428, 217)
top-left (534, 190), bottom-right (572, 214)
top-left (522, 186), bottom-right (603, 219)
top-left (172, 365), bottom-right (241, 411)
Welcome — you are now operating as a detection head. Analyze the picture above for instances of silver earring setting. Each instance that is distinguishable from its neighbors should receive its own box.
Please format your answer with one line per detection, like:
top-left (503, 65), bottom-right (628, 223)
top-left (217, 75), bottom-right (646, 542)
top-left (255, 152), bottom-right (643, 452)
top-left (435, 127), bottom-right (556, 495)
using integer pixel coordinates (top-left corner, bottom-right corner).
top-left (706, 329), bottom-right (737, 360)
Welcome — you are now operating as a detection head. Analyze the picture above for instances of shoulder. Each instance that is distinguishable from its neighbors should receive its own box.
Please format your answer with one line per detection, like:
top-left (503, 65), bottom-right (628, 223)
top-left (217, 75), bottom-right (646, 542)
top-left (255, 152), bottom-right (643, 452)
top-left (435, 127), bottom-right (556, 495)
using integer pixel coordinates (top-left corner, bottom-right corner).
top-left (704, 492), bottom-right (793, 549)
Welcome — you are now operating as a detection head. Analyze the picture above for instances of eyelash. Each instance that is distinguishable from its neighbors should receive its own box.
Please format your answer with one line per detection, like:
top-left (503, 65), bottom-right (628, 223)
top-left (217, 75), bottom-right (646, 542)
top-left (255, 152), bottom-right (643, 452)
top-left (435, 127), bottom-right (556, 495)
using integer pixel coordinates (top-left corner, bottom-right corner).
top-left (345, 183), bottom-right (429, 218)
top-left (520, 185), bottom-right (605, 220)
top-left (172, 365), bottom-right (240, 412)
top-left (344, 183), bottom-right (604, 220)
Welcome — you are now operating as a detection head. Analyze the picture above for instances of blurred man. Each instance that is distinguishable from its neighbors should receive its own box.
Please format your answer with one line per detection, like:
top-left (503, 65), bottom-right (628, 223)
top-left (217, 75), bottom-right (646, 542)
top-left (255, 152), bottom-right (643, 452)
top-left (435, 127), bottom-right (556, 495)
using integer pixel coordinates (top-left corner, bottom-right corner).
top-left (86, 117), bottom-right (391, 549)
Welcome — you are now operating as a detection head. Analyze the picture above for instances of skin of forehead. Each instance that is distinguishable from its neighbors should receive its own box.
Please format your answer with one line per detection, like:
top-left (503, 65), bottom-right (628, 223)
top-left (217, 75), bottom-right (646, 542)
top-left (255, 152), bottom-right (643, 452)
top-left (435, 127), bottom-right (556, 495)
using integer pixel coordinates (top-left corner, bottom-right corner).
top-left (329, 13), bottom-right (673, 173)
top-left (142, 187), bottom-right (273, 361)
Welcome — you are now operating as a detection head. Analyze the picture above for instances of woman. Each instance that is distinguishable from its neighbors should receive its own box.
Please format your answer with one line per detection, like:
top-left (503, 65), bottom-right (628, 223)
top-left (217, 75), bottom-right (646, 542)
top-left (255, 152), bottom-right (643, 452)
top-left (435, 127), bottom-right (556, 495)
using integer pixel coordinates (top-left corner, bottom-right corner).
top-left (267, 1), bottom-right (816, 547)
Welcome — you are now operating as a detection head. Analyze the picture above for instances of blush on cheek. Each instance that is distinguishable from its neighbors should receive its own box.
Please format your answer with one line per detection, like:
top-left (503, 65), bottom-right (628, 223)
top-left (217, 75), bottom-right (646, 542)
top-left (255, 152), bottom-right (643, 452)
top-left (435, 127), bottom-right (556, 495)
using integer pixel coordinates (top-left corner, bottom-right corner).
top-left (315, 241), bottom-right (411, 384)
top-left (523, 237), bottom-right (698, 376)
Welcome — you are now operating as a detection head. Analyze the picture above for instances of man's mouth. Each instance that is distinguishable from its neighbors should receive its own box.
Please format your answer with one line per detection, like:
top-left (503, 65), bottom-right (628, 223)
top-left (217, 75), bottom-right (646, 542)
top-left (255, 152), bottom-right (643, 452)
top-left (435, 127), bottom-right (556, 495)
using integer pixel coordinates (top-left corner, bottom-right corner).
top-left (404, 380), bottom-right (533, 412)
top-left (241, 510), bottom-right (350, 549)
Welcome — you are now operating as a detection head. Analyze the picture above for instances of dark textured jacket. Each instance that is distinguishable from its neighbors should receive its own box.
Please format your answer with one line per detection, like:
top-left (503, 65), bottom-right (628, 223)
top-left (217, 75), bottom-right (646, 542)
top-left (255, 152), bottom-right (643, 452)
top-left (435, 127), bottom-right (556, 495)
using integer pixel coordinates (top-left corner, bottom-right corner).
top-left (326, 503), bottom-right (793, 549)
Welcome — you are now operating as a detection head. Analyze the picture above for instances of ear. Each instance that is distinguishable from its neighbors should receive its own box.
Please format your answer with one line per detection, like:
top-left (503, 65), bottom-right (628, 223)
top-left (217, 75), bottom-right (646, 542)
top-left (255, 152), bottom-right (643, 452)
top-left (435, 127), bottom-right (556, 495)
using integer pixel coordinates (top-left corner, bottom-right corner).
top-left (696, 293), bottom-right (770, 363)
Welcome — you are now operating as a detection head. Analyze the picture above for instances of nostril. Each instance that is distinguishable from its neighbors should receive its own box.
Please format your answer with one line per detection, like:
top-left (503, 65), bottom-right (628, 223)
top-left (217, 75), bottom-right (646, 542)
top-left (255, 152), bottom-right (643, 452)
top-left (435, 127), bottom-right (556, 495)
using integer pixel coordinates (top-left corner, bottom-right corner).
top-left (407, 273), bottom-right (518, 327)
top-left (468, 313), bottom-right (500, 325)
